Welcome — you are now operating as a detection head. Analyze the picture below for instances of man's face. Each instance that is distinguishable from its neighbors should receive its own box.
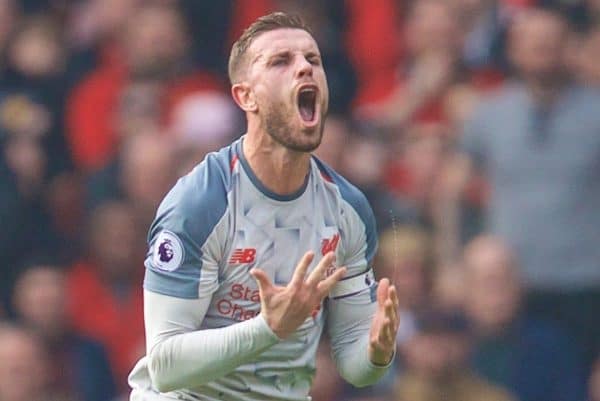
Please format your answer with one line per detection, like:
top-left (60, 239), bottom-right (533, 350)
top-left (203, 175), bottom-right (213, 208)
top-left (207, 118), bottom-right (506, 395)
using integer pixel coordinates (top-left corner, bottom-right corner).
top-left (509, 13), bottom-right (568, 82)
top-left (245, 28), bottom-right (329, 152)
top-left (464, 243), bottom-right (521, 332)
top-left (405, 1), bottom-right (461, 56)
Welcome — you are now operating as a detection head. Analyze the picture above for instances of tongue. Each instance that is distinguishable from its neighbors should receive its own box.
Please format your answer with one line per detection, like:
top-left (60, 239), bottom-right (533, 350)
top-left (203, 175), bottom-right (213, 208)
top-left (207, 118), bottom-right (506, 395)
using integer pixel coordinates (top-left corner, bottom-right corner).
top-left (299, 103), bottom-right (314, 122)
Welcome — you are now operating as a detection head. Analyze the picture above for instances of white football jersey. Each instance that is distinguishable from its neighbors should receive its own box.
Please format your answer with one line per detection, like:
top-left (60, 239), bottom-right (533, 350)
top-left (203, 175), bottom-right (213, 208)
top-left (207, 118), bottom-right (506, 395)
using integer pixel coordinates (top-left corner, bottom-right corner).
top-left (129, 137), bottom-right (379, 401)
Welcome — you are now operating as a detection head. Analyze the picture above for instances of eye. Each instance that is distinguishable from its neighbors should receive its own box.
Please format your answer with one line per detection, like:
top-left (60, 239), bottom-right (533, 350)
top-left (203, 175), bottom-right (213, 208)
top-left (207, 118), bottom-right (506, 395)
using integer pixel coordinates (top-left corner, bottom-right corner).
top-left (307, 56), bottom-right (321, 66)
top-left (271, 56), bottom-right (289, 66)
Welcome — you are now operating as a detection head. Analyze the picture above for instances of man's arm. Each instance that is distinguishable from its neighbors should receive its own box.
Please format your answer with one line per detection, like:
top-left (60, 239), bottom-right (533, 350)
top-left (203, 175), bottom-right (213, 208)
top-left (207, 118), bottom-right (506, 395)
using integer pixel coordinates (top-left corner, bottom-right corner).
top-left (144, 290), bottom-right (278, 392)
top-left (326, 273), bottom-right (399, 387)
top-left (325, 185), bottom-right (399, 387)
top-left (141, 153), bottom-right (279, 392)
top-left (145, 251), bottom-right (346, 392)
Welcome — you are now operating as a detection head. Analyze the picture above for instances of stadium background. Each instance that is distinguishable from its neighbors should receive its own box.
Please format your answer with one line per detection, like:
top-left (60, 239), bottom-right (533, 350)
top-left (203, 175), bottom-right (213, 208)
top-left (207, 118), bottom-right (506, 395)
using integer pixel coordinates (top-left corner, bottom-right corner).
top-left (0, 0), bottom-right (599, 400)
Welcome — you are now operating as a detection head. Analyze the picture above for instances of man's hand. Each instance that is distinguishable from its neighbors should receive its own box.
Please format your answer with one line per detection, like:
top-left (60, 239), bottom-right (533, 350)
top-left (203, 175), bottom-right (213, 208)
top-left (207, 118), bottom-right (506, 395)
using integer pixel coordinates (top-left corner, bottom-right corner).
top-left (368, 278), bottom-right (399, 366)
top-left (250, 252), bottom-right (346, 339)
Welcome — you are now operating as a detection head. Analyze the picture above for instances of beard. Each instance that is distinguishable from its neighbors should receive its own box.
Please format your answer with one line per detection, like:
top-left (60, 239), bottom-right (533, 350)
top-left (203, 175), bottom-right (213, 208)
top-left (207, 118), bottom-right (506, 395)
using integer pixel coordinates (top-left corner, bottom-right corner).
top-left (261, 101), bottom-right (325, 153)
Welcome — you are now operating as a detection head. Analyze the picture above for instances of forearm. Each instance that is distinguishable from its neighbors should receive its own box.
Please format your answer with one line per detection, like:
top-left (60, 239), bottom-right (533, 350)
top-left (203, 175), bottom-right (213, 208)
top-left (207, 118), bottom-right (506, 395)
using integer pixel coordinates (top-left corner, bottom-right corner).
top-left (143, 290), bottom-right (279, 392)
top-left (148, 315), bottom-right (278, 392)
top-left (333, 334), bottom-right (393, 387)
top-left (327, 273), bottom-right (393, 387)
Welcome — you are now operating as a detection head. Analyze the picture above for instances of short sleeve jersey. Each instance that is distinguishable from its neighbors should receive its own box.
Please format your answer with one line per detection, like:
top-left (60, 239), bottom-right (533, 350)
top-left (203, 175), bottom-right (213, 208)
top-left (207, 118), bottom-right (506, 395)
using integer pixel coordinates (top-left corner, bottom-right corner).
top-left (138, 137), bottom-right (378, 400)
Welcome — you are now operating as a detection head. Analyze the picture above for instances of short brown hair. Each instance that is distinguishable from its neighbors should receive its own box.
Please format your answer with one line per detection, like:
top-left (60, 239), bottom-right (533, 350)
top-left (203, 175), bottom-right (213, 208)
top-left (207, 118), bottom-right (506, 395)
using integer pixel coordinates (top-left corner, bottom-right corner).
top-left (228, 12), bottom-right (313, 84)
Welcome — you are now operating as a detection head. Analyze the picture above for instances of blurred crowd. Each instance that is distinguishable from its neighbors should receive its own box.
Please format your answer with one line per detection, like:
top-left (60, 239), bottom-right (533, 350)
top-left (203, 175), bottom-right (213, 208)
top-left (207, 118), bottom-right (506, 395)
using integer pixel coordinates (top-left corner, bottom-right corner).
top-left (0, 0), bottom-right (599, 401)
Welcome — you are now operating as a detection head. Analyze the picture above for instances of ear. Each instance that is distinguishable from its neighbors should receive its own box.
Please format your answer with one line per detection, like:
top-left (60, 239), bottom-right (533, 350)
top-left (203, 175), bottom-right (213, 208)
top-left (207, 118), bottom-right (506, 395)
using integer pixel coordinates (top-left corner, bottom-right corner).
top-left (231, 83), bottom-right (258, 113)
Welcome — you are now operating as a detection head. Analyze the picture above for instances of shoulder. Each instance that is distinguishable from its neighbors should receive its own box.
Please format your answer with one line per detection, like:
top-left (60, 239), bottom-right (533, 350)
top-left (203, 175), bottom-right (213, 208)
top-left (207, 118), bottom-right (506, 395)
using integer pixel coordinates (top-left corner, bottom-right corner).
top-left (149, 142), bottom-right (236, 263)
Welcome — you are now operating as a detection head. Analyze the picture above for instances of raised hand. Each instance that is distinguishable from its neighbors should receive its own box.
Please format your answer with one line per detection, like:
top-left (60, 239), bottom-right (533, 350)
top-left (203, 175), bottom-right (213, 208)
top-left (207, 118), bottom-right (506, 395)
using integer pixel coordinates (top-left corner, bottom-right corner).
top-left (250, 251), bottom-right (346, 339)
top-left (368, 278), bottom-right (400, 366)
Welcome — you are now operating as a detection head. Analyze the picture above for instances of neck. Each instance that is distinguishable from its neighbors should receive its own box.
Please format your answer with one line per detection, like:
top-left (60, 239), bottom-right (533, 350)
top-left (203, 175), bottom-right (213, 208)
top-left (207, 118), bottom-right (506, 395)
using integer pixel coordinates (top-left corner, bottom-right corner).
top-left (242, 129), bottom-right (311, 197)
top-left (526, 74), bottom-right (568, 105)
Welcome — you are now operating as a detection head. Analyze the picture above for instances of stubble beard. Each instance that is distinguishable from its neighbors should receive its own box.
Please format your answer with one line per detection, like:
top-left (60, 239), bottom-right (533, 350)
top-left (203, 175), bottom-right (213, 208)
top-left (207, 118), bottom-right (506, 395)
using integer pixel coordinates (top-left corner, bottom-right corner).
top-left (262, 102), bottom-right (324, 153)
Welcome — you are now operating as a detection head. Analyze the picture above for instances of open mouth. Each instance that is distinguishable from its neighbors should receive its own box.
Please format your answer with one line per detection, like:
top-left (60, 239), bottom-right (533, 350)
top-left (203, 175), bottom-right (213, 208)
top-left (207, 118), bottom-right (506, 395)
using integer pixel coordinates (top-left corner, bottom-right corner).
top-left (297, 87), bottom-right (317, 123)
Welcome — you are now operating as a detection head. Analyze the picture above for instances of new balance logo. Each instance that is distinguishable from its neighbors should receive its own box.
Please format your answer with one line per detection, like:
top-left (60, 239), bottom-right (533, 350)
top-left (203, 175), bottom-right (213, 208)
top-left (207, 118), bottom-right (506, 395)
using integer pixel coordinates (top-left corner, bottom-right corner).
top-left (321, 233), bottom-right (340, 255)
top-left (229, 248), bottom-right (257, 264)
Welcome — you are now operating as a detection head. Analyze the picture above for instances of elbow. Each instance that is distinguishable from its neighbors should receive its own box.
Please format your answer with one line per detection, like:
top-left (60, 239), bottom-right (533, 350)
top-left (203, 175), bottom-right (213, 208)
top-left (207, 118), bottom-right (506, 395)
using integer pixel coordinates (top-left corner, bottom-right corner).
top-left (338, 369), bottom-right (378, 388)
top-left (332, 346), bottom-right (389, 388)
top-left (147, 346), bottom-right (180, 393)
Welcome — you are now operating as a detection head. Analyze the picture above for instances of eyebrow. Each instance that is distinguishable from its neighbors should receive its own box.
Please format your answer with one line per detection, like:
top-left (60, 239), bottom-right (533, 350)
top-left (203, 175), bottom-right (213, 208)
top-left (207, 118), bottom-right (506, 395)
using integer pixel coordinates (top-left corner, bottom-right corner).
top-left (251, 47), bottom-right (321, 67)
top-left (250, 53), bottom-right (264, 65)
top-left (266, 50), bottom-right (291, 61)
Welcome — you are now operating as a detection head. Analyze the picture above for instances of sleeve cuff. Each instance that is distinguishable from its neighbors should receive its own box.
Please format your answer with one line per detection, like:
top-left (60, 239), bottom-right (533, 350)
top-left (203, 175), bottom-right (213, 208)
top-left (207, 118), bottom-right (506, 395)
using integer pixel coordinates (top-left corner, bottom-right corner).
top-left (366, 347), bottom-right (396, 370)
top-left (253, 314), bottom-right (282, 343)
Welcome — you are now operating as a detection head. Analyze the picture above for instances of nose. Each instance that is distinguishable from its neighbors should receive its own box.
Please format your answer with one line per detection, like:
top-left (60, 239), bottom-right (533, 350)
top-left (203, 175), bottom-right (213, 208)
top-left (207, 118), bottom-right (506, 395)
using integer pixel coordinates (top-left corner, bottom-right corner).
top-left (295, 56), bottom-right (313, 79)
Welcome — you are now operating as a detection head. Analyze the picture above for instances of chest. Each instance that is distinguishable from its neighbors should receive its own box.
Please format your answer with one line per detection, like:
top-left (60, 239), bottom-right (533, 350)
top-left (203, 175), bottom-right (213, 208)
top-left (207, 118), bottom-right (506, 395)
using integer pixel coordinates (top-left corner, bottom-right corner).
top-left (220, 178), bottom-right (343, 287)
top-left (485, 102), bottom-right (600, 183)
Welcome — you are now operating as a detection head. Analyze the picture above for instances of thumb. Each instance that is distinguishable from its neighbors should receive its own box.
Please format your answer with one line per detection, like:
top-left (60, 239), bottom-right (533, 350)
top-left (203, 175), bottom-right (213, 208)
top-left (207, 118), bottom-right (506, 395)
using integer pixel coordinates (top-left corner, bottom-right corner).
top-left (250, 268), bottom-right (272, 296)
top-left (377, 278), bottom-right (390, 308)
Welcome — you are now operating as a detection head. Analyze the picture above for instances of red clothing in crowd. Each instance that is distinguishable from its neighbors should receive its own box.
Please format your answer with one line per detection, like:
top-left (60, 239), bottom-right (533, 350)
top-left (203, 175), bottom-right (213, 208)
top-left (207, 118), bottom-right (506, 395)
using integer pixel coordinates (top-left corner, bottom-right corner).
top-left (345, 0), bottom-right (403, 108)
top-left (66, 262), bottom-right (144, 389)
top-left (66, 63), bottom-right (224, 172)
top-left (66, 0), bottom-right (276, 172)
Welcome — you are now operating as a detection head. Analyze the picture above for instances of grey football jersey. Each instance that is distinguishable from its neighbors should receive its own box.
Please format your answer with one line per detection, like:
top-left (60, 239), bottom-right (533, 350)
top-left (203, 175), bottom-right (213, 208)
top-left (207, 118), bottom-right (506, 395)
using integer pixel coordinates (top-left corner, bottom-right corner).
top-left (129, 138), bottom-right (379, 400)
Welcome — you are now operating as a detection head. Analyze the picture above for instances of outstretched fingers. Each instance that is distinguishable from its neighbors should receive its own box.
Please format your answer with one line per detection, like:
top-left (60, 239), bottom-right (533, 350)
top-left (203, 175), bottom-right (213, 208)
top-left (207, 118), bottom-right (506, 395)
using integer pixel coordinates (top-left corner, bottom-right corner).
top-left (377, 278), bottom-right (390, 308)
top-left (388, 285), bottom-right (400, 329)
top-left (316, 266), bottom-right (347, 297)
top-left (305, 252), bottom-right (336, 287)
top-left (289, 251), bottom-right (315, 288)
top-left (250, 268), bottom-right (273, 297)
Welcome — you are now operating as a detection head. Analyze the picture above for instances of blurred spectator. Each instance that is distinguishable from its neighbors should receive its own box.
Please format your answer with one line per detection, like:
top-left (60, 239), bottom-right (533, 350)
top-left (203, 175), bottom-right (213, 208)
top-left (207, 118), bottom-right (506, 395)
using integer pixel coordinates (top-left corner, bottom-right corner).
top-left (86, 132), bottom-right (178, 229)
top-left (437, 8), bottom-right (600, 365)
top-left (540, 0), bottom-right (600, 27)
top-left (0, 12), bottom-right (80, 284)
top-left (2, 14), bottom-right (72, 175)
top-left (0, 322), bottom-right (50, 401)
top-left (1, 3), bottom-right (599, 401)
top-left (385, 123), bottom-right (451, 229)
top-left (345, 0), bottom-right (402, 109)
top-left (464, 235), bottom-right (586, 401)
top-left (590, 357), bottom-right (600, 401)
top-left (377, 226), bottom-right (433, 343)
top-left (432, 262), bottom-right (466, 312)
top-left (442, 83), bottom-right (482, 130)
top-left (396, 308), bottom-right (516, 401)
top-left (0, 92), bottom-right (64, 307)
top-left (450, 0), bottom-right (529, 72)
top-left (0, 1), bottom-right (17, 64)
top-left (12, 261), bottom-right (116, 401)
top-left (360, 0), bottom-right (463, 126)
top-left (181, 0), bottom-right (276, 73)
top-left (167, 88), bottom-right (239, 149)
top-left (66, 2), bottom-right (225, 171)
top-left (569, 25), bottom-right (600, 85)
top-left (339, 131), bottom-right (406, 230)
top-left (313, 115), bottom-right (349, 171)
top-left (67, 200), bottom-right (145, 391)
